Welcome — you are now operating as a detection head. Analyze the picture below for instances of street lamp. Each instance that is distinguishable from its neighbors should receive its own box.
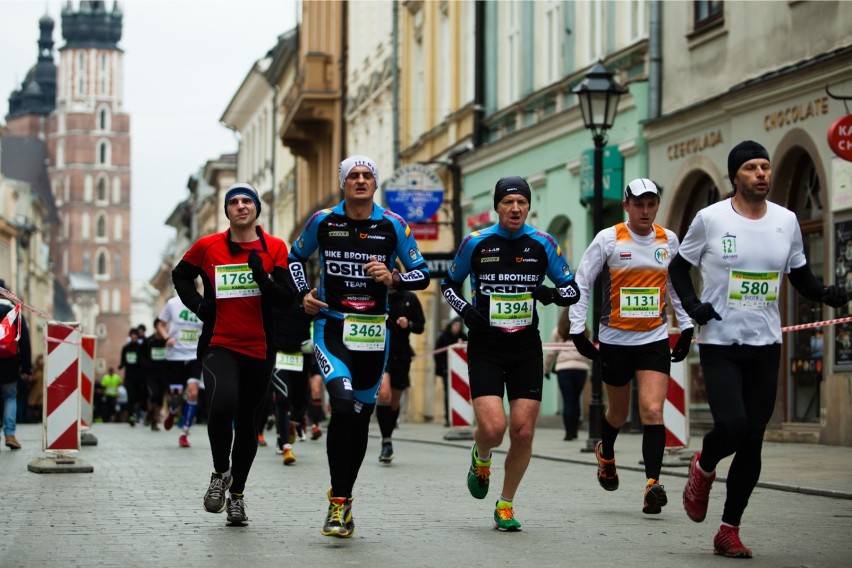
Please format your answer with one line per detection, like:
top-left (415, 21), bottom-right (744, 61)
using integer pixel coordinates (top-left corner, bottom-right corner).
top-left (572, 61), bottom-right (628, 452)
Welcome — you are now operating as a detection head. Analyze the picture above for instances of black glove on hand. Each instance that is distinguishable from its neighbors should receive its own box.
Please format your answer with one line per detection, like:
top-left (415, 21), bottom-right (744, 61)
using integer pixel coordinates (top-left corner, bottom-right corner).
top-left (196, 299), bottom-right (215, 322)
top-left (571, 333), bottom-right (599, 360)
top-left (671, 327), bottom-right (694, 362)
top-left (822, 285), bottom-right (848, 308)
top-left (687, 302), bottom-right (722, 325)
top-left (463, 306), bottom-right (490, 331)
top-left (247, 252), bottom-right (269, 290)
top-left (532, 285), bottom-right (556, 306)
top-left (558, 281), bottom-right (582, 307)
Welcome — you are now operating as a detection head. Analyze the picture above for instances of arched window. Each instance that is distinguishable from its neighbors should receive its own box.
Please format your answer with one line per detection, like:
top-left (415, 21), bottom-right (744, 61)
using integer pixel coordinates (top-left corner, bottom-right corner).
top-left (76, 51), bottom-right (87, 95)
top-left (96, 249), bottom-right (108, 277)
top-left (99, 107), bottom-right (109, 130)
top-left (96, 213), bottom-right (107, 239)
top-left (97, 140), bottom-right (110, 165)
top-left (97, 176), bottom-right (107, 202)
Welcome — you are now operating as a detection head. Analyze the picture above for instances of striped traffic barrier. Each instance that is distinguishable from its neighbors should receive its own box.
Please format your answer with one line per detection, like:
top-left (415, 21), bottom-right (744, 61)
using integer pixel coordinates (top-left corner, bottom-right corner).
top-left (443, 344), bottom-right (474, 440)
top-left (28, 322), bottom-right (93, 473)
top-left (80, 334), bottom-right (98, 446)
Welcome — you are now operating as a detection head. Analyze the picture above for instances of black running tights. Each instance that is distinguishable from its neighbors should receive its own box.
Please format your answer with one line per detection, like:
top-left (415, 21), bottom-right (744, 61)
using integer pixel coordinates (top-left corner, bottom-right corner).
top-left (202, 347), bottom-right (273, 495)
top-left (698, 343), bottom-right (780, 526)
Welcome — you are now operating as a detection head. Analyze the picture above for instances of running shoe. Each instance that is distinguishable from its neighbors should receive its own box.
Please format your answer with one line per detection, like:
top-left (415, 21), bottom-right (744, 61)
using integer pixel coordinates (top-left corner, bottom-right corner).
top-left (179, 433), bottom-right (191, 448)
top-left (594, 441), bottom-right (619, 491)
top-left (322, 489), bottom-right (352, 538)
top-left (379, 441), bottom-right (394, 463)
top-left (493, 500), bottom-right (521, 532)
top-left (713, 525), bottom-right (753, 558)
top-left (257, 433), bottom-right (267, 447)
top-left (683, 451), bottom-right (715, 522)
top-left (343, 496), bottom-right (354, 536)
top-left (226, 495), bottom-right (248, 527)
top-left (265, 415), bottom-right (276, 431)
top-left (203, 473), bottom-right (233, 513)
top-left (127, 414), bottom-right (137, 427)
top-left (163, 411), bottom-right (176, 431)
top-left (310, 424), bottom-right (322, 440)
top-left (275, 443), bottom-right (284, 455)
top-left (289, 422), bottom-right (297, 444)
top-left (283, 447), bottom-right (296, 465)
top-left (642, 479), bottom-right (668, 514)
top-left (466, 443), bottom-right (491, 500)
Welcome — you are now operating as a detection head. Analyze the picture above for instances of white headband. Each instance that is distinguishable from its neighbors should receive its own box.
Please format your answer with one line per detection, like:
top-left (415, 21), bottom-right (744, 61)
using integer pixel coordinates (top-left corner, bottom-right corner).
top-left (338, 155), bottom-right (379, 190)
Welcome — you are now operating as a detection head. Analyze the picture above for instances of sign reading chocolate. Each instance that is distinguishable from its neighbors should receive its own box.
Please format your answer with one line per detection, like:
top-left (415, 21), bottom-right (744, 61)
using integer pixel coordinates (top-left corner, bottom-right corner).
top-left (667, 130), bottom-right (723, 160)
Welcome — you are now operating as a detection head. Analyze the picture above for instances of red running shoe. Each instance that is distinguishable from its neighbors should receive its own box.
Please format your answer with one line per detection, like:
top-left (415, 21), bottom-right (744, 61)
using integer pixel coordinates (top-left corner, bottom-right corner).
top-left (683, 451), bottom-right (715, 522)
top-left (713, 525), bottom-right (753, 558)
top-left (179, 433), bottom-right (191, 448)
top-left (311, 424), bottom-right (323, 440)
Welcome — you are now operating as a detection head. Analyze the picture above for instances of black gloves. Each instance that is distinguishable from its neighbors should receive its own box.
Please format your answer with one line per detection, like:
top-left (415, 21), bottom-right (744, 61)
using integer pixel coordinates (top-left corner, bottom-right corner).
top-left (822, 285), bottom-right (848, 308)
top-left (686, 301), bottom-right (722, 326)
top-left (533, 285), bottom-right (557, 306)
top-left (533, 282), bottom-right (581, 307)
top-left (462, 306), bottom-right (490, 331)
top-left (248, 251), bottom-right (271, 292)
top-left (571, 333), bottom-right (599, 360)
top-left (671, 327), bottom-right (694, 362)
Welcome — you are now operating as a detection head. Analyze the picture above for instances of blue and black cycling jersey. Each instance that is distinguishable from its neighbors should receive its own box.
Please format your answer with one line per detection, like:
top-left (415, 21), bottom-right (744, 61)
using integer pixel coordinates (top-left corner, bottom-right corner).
top-left (288, 200), bottom-right (430, 319)
top-left (442, 223), bottom-right (577, 340)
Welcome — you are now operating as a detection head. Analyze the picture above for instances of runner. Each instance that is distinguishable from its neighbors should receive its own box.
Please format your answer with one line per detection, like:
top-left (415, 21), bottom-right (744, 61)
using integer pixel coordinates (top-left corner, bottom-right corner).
top-left (376, 285), bottom-right (425, 463)
top-left (172, 182), bottom-right (295, 527)
top-left (441, 175), bottom-right (580, 531)
top-left (156, 296), bottom-right (204, 448)
top-left (568, 178), bottom-right (693, 514)
top-left (669, 140), bottom-right (848, 558)
top-left (288, 155), bottom-right (430, 537)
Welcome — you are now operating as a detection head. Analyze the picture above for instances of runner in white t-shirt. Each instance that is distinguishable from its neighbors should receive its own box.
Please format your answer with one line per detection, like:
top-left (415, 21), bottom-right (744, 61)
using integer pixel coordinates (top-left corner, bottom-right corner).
top-left (157, 296), bottom-right (203, 448)
top-left (669, 140), bottom-right (848, 559)
top-left (569, 178), bottom-right (693, 516)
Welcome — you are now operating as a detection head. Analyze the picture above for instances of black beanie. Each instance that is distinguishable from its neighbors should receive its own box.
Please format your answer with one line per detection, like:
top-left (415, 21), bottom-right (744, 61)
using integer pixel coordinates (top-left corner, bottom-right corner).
top-left (493, 176), bottom-right (532, 210)
top-left (224, 183), bottom-right (261, 219)
top-left (727, 140), bottom-right (769, 182)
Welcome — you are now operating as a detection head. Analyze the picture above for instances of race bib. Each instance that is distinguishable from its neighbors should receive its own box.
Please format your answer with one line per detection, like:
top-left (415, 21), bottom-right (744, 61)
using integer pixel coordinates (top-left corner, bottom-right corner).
top-left (726, 270), bottom-right (780, 310)
top-left (342, 314), bottom-right (386, 351)
top-left (619, 287), bottom-right (660, 318)
top-left (178, 329), bottom-right (199, 343)
top-left (275, 351), bottom-right (303, 372)
top-left (489, 292), bottom-right (533, 329)
top-left (215, 264), bottom-right (260, 299)
top-left (126, 352), bottom-right (137, 365)
top-left (150, 347), bottom-right (167, 361)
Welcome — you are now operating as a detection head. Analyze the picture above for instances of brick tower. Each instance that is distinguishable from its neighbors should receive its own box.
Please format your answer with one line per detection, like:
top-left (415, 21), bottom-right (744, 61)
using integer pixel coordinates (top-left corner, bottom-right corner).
top-left (46, 1), bottom-right (131, 373)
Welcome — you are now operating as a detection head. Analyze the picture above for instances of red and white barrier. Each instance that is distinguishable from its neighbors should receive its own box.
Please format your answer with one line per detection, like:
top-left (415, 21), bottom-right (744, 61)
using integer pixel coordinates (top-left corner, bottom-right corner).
top-left (664, 332), bottom-right (689, 448)
top-left (449, 345), bottom-right (475, 427)
top-left (44, 323), bottom-right (81, 452)
top-left (79, 334), bottom-right (96, 429)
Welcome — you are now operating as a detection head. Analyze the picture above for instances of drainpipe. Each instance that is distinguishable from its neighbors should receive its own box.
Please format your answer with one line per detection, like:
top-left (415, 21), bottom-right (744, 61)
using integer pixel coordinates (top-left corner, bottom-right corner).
top-left (391, 0), bottom-right (400, 169)
top-left (340, 1), bottom-right (348, 160)
top-left (270, 84), bottom-right (278, 235)
top-left (649, 0), bottom-right (662, 122)
top-left (473, 0), bottom-right (485, 147)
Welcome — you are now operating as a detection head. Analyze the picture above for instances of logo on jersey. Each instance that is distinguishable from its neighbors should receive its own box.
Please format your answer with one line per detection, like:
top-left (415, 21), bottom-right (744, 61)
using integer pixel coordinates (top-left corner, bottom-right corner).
top-left (654, 247), bottom-right (668, 265)
top-left (314, 345), bottom-right (334, 376)
top-left (290, 262), bottom-right (308, 290)
top-left (328, 221), bottom-right (348, 228)
top-left (298, 238), bottom-right (305, 249)
top-left (619, 252), bottom-right (632, 260)
top-left (562, 265), bottom-right (570, 275)
top-left (329, 231), bottom-right (349, 237)
top-left (343, 378), bottom-right (353, 392)
top-left (516, 257), bottom-right (538, 263)
top-left (360, 233), bottom-right (369, 239)
top-left (482, 247), bottom-right (500, 254)
top-left (341, 295), bottom-right (376, 311)
top-left (409, 248), bottom-right (419, 260)
top-left (327, 260), bottom-right (370, 279)
top-left (481, 256), bottom-right (499, 263)
top-left (721, 233), bottom-right (737, 260)
top-left (443, 288), bottom-right (467, 314)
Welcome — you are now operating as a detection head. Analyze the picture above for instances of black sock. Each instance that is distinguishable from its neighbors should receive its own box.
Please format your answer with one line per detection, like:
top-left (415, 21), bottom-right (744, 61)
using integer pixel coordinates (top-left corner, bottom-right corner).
top-left (391, 407), bottom-right (400, 435)
top-left (600, 416), bottom-right (621, 460)
top-left (642, 424), bottom-right (666, 480)
top-left (376, 404), bottom-right (394, 439)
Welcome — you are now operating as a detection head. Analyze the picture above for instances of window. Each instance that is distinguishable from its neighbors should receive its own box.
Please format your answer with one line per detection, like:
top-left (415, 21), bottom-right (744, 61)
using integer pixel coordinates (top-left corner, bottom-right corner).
top-left (97, 176), bottom-right (107, 202)
top-left (694, 1), bottom-right (723, 30)
top-left (76, 52), bottom-right (86, 95)
top-left (81, 212), bottom-right (90, 239)
top-left (84, 175), bottom-right (93, 202)
top-left (57, 139), bottom-right (65, 168)
top-left (112, 177), bottom-right (121, 203)
top-left (112, 289), bottom-right (121, 313)
top-left (97, 140), bottom-right (110, 165)
top-left (96, 250), bottom-right (108, 277)
top-left (100, 288), bottom-right (109, 311)
top-left (99, 53), bottom-right (108, 95)
top-left (544, 1), bottom-right (563, 84)
top-left (83, 250), bottom-right (91, 274)
top-left (96, 213), bottom-right (107, 239)
top-left (114, 215), bottom-right (122, 240)
top-left (98, 107), bottom-right (109, 130)
top-left (114, 251), bottom-right (122, 278)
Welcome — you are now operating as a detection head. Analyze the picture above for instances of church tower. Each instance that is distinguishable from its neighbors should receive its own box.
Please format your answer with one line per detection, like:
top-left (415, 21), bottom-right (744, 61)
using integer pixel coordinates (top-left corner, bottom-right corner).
top-left (47, 1), bottom-right (131, 372)
top-left (6, 13), bottom-right (58, 137)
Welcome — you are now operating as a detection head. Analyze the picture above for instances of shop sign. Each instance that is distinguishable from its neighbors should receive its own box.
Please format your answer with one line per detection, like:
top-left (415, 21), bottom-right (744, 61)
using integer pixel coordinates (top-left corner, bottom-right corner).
top-left (385, 164), bottom-right (445, 222)
top-left (828, 114), bottom-right (852, 162)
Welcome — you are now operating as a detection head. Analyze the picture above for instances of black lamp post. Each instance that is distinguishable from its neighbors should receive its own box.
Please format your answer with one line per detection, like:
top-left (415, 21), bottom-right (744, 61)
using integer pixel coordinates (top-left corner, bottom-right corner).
top-left (572, 61), bottom-right (627, 452)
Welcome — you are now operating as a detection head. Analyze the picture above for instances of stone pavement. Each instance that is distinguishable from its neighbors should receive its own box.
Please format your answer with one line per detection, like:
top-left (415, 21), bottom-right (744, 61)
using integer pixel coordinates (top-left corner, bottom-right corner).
top-left (0, 420), bottom-right (850, 568)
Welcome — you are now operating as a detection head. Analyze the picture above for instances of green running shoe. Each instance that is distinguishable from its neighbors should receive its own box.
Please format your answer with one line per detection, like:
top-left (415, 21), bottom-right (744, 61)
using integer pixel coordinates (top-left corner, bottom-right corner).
top-left (494, 500), bottom-right (521, 532)
top-left (466, 443), bottom-right (491, 499)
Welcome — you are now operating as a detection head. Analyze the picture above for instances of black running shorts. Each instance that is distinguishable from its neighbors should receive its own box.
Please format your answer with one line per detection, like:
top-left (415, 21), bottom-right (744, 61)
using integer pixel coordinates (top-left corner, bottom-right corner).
top-left (599, 338), bottom-right (670, 387)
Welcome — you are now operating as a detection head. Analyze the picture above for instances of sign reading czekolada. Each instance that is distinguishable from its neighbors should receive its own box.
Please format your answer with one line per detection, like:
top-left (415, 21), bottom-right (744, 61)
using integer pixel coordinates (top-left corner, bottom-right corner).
top-left (828, 114), bottom-right (852, 162)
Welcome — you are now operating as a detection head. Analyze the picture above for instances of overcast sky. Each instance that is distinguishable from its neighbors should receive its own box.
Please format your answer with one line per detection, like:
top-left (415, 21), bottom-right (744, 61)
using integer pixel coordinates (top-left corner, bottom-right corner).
top-left (0, 0), bottom-right (297, 281)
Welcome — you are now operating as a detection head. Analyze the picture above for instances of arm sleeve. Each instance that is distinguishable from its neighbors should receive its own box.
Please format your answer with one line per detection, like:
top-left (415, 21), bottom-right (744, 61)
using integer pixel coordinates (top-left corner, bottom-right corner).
top-left (787, 262), bottom-right (824, 302)
top-left (172, 259), bottom-right (205, 317)
top-left (668, 253), bottom-right (700, 311)
top-left (288, 214), bottom-right (321, 299)
top-left (441, 234), bottom-right (475, 317)
top-left (394, 220), bottom-right (431, 291)
top-left (665, 231), bottom-right (694, 330)
top-left (568, 230), bottom-right (610, 335)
